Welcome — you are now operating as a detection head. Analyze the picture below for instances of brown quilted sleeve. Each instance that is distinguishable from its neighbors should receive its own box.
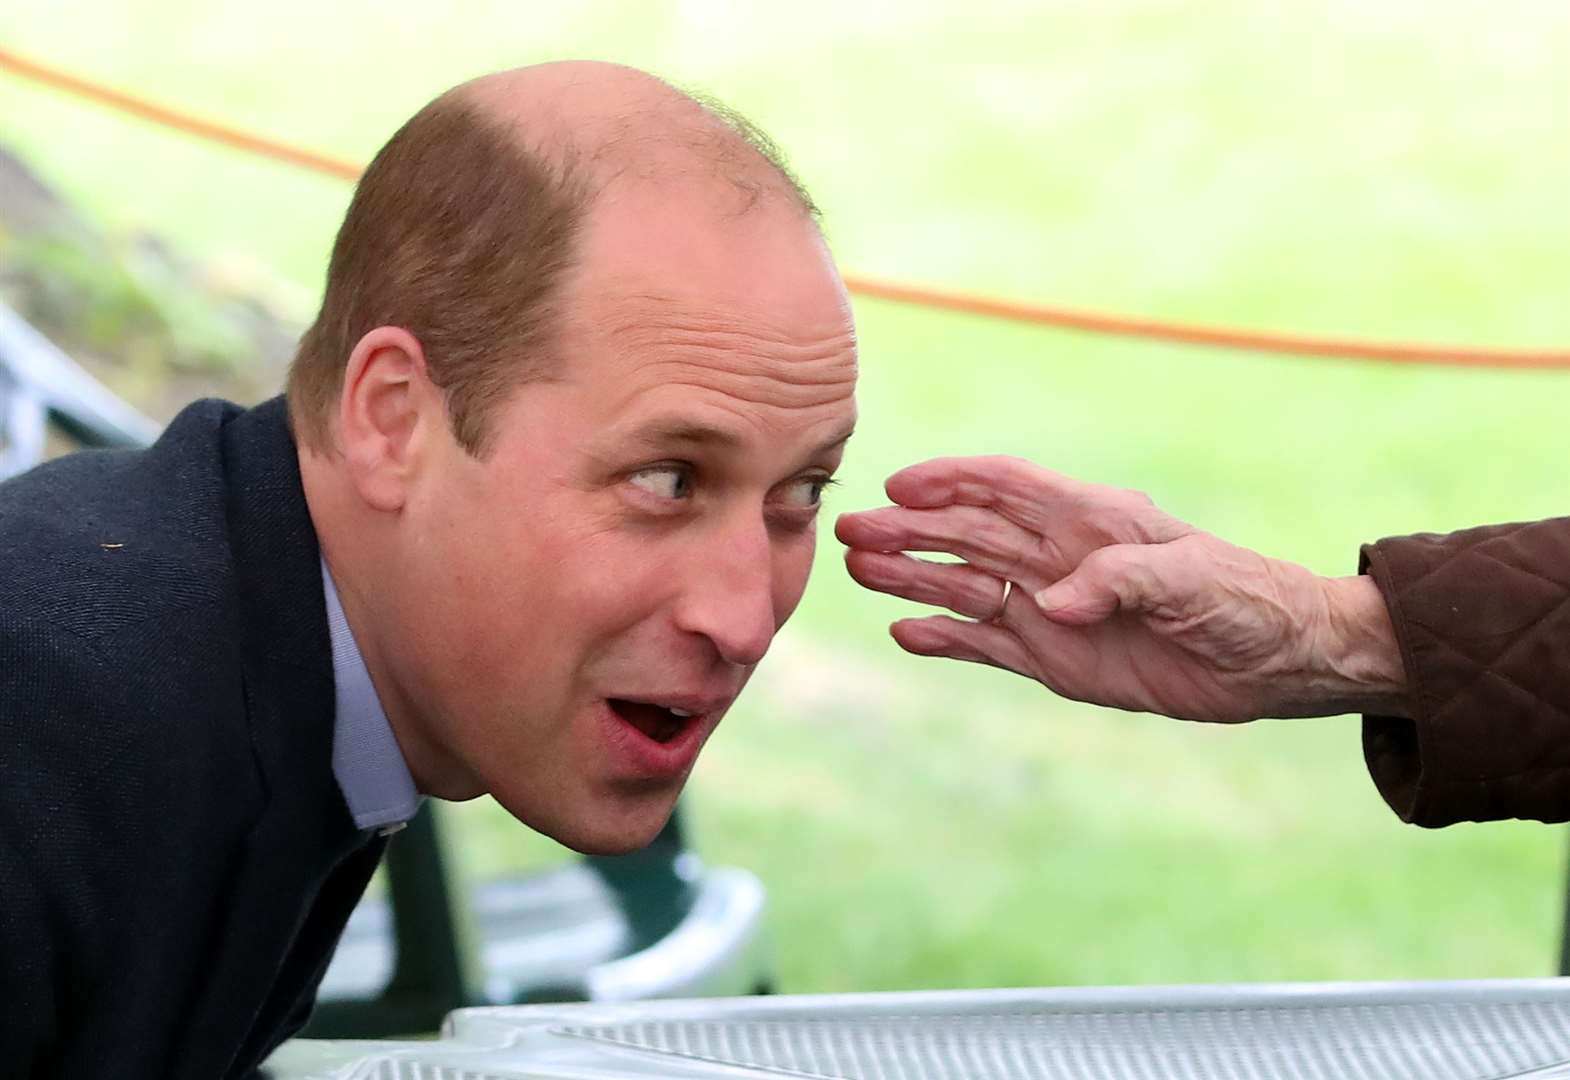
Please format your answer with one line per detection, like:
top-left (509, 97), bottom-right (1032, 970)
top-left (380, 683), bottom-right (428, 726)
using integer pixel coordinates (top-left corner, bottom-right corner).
top-left (1360, 517), bottom-right (1570, 826)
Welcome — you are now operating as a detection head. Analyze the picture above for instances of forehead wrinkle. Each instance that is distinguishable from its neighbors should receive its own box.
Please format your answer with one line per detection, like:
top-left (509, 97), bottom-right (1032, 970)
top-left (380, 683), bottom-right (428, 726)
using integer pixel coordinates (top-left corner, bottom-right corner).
top-left (598, 290), bottom-right (855, 358)
top-left (631, 357), bottom-right (857, 412)
top-left (596, 314), bottom-right (859, 400)
top-left (641, 329), bottom-right (858, 384)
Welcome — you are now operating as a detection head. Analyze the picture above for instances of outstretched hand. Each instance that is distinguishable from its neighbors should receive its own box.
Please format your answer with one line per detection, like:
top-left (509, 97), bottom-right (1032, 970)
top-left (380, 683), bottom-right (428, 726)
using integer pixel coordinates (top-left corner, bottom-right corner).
top-left (835, 456), bottom-right (1408, 722)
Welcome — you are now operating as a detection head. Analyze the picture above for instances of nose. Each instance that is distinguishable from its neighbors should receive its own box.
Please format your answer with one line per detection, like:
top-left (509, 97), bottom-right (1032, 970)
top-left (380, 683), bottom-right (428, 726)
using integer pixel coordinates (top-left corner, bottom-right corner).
top-left (673, 513), bottom-right (779, 668)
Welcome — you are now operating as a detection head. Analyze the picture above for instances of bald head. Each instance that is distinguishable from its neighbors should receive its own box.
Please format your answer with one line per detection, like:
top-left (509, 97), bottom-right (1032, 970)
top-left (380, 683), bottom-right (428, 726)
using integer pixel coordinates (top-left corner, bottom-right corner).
top-left (457, 61), bottom-right (817, 215)
top-left (287, 60), bottom-right (818, 454)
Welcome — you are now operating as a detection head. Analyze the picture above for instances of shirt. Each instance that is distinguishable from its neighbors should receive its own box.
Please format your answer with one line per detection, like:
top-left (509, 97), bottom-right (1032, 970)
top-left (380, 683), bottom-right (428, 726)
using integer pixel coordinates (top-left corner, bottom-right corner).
top-left (321, 561), bottom-right (421, 834)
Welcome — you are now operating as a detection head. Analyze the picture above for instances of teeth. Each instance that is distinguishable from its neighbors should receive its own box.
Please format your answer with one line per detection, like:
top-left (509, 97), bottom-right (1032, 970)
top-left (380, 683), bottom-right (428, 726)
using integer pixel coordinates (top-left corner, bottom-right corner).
top-left (669, 708), bottom-right (694, 718)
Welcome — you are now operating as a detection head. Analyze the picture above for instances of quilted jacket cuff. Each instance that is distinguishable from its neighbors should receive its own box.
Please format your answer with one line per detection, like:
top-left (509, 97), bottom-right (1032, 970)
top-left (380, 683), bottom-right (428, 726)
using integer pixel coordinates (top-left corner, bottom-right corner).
top-left (1360, 517), bottom-right (1570, 827)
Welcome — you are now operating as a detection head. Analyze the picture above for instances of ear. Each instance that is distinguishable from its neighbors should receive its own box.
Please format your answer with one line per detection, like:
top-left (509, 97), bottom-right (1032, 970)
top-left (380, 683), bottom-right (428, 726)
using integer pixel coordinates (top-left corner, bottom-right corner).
top-left (337, 326), bottom-right (444, 512)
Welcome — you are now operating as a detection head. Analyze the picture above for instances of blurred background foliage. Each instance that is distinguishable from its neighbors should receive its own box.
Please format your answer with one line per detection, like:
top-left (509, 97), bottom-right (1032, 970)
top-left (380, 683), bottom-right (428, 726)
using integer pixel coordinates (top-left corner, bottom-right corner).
top-left (1, 0), bottom-right (1567, 991)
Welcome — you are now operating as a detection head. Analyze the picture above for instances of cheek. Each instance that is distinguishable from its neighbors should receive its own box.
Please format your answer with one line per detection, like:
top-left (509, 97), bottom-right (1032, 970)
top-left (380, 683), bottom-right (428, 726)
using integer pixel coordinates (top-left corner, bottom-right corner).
top-left (542, 523), bottom-right (674, 630)
top-left (772, 530), bottom-right (818, 624)
top-left (417, 488), bottom-right (572, 654)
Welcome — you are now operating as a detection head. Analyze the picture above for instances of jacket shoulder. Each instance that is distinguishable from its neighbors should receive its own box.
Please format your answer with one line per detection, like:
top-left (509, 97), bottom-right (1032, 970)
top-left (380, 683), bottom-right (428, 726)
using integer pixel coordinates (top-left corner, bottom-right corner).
top-left (0, 398), bottom-right (244, 641)
top-left (0, 397), bottom-right (263, 817)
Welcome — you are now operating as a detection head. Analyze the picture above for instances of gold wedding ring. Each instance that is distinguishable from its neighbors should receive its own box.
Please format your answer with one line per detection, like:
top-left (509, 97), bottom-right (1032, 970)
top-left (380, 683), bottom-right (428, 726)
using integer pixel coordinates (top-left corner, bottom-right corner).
top-left (988, 578), bottom-right (1013, 624)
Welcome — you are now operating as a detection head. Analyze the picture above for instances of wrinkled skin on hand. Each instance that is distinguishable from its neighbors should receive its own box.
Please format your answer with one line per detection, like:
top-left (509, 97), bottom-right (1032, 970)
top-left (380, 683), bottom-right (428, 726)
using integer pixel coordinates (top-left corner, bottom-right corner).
top-left (835, 456), bottom-right (1407, 723)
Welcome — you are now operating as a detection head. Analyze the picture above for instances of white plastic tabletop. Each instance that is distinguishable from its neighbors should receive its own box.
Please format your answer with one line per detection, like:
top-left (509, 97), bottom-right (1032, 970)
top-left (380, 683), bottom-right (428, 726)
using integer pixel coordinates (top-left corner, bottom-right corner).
top-left (266, 977), bottom-right (1570, 1079)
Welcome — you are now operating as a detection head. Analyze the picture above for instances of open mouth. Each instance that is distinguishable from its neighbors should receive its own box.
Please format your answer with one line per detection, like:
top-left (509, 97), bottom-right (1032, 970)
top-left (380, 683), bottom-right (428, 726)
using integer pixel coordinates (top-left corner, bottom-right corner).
top-left (607, 699), bottom-right (697, 744)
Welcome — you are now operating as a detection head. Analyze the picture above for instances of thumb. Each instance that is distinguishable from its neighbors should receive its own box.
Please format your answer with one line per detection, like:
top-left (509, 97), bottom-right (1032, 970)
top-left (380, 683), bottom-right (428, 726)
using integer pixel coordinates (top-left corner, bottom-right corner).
top-left (1032, 545), bottom-right (1159, 626)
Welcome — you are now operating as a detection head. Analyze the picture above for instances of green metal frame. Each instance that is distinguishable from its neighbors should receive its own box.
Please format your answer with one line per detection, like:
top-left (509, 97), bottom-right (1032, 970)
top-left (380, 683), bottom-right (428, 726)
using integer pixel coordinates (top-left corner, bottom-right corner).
top-left (302, 806), bottom-right (474, 1036)
top-left (300, 803), bottom-right (704, 1037)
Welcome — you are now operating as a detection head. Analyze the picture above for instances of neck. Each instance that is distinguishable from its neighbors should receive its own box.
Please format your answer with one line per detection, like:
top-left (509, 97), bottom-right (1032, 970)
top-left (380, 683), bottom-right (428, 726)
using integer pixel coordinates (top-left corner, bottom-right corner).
top-left (297, 442), bottom-right (481, 800)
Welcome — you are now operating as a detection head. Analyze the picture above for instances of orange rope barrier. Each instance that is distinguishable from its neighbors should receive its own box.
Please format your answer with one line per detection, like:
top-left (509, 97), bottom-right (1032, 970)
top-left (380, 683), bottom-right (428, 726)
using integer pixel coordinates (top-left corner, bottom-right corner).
top-left (0, 47), bottom-right (361, 180)
top-left (4, 45), bottom-right (1568, 370)
top-left (841, 276), bottom-right (1570, 369)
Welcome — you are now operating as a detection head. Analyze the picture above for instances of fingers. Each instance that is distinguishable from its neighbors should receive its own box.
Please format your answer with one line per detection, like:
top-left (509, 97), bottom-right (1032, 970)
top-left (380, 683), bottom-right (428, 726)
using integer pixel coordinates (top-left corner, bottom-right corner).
top-left (892, 609), bottom-right (1122, 709)
top-left (844, 549), bottom-right (1009, 621)
top-left (835, 504), bottom-right (1058, 591)
top-left (881, 455), bottom-right (1080, 533)
top-left (889, 615), bottom-right (1039, 676)
top-left (870, 455), bottom-right (1189, 545)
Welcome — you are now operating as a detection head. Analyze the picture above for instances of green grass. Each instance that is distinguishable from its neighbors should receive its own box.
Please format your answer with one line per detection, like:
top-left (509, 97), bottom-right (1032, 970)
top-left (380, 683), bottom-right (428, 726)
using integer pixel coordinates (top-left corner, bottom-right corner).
top-left (3, 0), bottom-right (1568, 993)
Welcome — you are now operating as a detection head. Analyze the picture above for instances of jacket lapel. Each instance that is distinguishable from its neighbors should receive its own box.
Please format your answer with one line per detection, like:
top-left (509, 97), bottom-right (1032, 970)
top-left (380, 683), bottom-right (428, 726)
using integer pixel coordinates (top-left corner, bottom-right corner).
top-left (168, 399), bottom-right (373, 1080)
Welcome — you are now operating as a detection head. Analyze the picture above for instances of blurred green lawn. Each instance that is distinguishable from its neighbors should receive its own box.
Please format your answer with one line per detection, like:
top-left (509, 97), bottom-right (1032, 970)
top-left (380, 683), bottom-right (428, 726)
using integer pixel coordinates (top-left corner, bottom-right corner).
top-left (3, 0), bottom-right (1567, 991)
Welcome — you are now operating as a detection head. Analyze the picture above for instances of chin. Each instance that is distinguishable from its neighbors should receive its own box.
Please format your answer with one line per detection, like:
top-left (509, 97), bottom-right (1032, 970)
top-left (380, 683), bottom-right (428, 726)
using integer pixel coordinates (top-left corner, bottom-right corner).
top-left (550, 809), bottom-right (674, 856)
top-left (498, 786), bottom-right (679, 856)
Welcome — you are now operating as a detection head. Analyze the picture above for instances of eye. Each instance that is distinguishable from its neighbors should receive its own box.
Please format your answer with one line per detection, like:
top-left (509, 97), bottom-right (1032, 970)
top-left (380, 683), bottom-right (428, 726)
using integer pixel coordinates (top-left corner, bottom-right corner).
top-left (628, 464), bottom-right (694, 500)
top-left (781, 475), bottom-right (836, 509)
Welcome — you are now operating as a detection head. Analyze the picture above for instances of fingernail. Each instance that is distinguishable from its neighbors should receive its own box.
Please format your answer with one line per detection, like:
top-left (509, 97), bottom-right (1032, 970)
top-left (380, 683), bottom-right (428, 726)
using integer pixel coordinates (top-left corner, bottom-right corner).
top-left (1033, 585), bottom-right (1069, 612)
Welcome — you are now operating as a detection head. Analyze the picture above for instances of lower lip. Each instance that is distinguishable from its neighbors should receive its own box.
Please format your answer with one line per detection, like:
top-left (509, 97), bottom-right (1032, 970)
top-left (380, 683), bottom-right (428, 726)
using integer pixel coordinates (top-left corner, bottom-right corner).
top-left (597, 702), bottom-right (713, 781)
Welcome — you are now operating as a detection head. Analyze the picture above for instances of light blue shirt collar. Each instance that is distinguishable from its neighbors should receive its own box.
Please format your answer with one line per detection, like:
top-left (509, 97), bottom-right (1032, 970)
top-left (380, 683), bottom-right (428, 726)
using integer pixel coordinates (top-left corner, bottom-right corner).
top-left (321, 560), bottom-right (422, 834)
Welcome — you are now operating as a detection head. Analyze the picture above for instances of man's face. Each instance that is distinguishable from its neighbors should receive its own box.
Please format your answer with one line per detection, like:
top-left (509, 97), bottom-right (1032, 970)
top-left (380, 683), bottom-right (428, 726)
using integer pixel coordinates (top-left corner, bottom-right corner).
top-left (387, 185), bottom-right (857, 853)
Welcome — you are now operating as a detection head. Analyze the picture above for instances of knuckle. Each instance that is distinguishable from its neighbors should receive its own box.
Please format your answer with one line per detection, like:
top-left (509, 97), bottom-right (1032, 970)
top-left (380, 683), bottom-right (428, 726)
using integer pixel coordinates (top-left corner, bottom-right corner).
top-left (1083, 544), bottom-right (1135, 578)
top-left (972, 513), bottom-right (1011, 550)
top-left (1102, 488), bottom-right (1152, 518)
top-left (997, 455), bottom-right (1046, 490)
top-left (1081, 545), bottom-right (1116, 572)
top-left (1033, 533), bottom-right (1072, 575)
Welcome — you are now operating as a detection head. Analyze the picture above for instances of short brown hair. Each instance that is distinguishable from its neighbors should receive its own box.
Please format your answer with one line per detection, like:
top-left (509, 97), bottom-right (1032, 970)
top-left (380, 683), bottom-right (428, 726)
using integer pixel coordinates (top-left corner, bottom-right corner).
top-left (287, 82), bottom-right (818, 456)
top-left (287, 95), bottom-right (586, 455)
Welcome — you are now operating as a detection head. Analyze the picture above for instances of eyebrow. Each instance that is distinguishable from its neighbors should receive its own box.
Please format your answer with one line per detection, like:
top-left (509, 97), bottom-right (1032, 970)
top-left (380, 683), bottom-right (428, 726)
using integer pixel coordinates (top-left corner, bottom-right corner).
top-left (622, 417), bottom-right (856, 457)
top-left (625, 418), bottom-right (743, 450)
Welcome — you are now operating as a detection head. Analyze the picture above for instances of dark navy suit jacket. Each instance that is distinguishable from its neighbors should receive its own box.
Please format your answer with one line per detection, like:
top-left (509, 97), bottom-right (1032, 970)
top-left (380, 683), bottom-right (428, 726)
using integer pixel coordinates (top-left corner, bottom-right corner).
top-left (0, 397), bottom-right (385, 1078)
